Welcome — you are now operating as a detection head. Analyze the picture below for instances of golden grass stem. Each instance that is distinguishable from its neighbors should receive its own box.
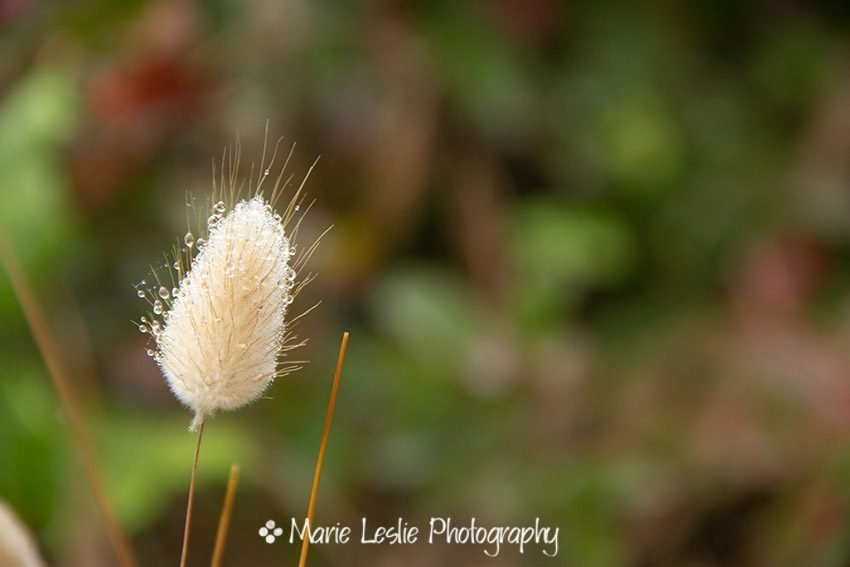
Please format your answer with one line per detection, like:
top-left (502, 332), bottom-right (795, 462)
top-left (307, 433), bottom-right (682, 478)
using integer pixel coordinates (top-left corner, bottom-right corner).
top-left (0, 233), bottom-right (136, 567)
top-left (180, 417), bottom-right (206, 567)
top-left (298, 331), bottom-right (349, 567)
top-left (210, 463), bottom-right (240, 567)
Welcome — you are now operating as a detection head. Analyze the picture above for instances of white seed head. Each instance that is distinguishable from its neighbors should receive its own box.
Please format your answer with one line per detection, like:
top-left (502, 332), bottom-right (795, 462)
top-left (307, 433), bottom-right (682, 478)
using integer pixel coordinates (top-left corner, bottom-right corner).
top-left (0, 501), bottom-right (46, 567)
top-left (142, 196), bottom-right (297, 429)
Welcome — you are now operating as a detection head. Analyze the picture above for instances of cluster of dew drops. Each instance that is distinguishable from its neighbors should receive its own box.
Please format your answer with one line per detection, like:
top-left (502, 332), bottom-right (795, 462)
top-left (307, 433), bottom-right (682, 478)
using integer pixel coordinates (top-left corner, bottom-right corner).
top-left (135, 198), bottom-right (298, 359)
top-left (136, 283), bottom-right (171, 358)
top-left (135, 200), bottom-right (228, 358)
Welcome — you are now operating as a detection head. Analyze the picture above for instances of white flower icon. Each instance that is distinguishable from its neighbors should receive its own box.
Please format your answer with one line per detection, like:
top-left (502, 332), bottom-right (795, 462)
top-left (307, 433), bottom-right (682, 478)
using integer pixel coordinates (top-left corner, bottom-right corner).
top-left (259, 520), bottom-right (283, 544)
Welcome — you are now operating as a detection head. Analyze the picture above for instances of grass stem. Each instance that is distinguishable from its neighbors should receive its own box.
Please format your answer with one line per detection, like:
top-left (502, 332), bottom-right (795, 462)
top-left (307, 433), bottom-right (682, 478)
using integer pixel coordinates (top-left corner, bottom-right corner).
top-left (210, 463), bottom-right (240, 567)
top-left (0, 233), bottom-right (136, 567)
top-left (298, 331), bottom-right (349, 567)
top-left (180, 417), bottom-right (206, 567)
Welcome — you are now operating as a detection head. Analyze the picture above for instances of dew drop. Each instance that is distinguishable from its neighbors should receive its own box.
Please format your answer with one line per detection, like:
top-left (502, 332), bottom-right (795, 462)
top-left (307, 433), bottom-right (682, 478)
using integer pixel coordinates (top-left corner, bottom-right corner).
top-left (158, 286), bottom-right (169, 299)
top-left (196, 238), bottom-right (206, 248)
top-left (171, 287), bottom-right (179, 297)
top-left (264, 168), bottom-right (270, 176)
top-left (140, 279), bottom-right (146, 285)
top-left (173, 261), bottom-right (180, 270)
top-left (294, 204), bottom-right (300, 212)
top-left (136, 289), bottom-right (145, 298)
top-left (153, 300), bottom-right (163, 315)
top-left (285, 295), bottom-right (294, 305)
top-left (146, 349), bottom-right (155, 357)
top-left (184, 232), bottom-right (195, 248)
top-left (213, 201), bottom-right (226, 214)
top-left (140, 316), bottom-right (147, 323)
top-left (138, 325), bottom-right (148, 333)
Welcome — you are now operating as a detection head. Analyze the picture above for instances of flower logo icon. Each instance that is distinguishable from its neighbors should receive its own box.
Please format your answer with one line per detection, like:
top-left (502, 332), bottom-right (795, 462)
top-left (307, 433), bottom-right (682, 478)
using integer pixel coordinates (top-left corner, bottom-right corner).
top-left (259, 520), bottom-right (283, 544)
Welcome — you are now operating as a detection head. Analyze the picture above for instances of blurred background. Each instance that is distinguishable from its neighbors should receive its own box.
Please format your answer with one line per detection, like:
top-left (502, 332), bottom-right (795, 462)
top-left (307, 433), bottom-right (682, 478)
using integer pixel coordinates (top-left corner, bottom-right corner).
top-left (2, 0), bottom-right (850, 565)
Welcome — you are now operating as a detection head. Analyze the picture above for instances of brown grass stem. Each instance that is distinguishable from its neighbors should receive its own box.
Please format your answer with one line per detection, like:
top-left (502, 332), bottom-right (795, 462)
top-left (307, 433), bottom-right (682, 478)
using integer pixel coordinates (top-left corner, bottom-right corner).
top-left (210, 463), bottom-right (240, 567)
top-left (298, 331), bottom-right (349, 567)
top-left (0, 233), bottom-right (136, 567)
top-left (180, 417), bottom-right (206, 567)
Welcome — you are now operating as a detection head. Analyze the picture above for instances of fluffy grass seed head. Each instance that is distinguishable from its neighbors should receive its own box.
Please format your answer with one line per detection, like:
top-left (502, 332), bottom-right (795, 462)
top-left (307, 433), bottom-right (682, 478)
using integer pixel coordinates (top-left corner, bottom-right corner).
top-left (136, 141), bottom-right (315, 430)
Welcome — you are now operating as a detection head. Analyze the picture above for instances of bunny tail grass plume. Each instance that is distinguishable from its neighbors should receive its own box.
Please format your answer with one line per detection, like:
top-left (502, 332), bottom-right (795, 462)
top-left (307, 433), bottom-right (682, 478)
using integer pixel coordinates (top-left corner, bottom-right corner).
top-left (0, 501), bottom-right (46, 567)
top-left (137, 135), bottom-right (318, 567)
top-left (136, 139), bottom-right (312, 431)
top-left (158, 197), bottom-right (295, 430)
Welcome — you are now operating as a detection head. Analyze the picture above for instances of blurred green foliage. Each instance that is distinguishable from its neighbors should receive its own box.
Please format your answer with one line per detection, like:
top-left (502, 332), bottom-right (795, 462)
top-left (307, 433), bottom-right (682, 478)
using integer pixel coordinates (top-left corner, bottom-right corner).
top-left (0, 69), bottom-right (79, 315)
